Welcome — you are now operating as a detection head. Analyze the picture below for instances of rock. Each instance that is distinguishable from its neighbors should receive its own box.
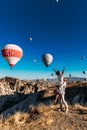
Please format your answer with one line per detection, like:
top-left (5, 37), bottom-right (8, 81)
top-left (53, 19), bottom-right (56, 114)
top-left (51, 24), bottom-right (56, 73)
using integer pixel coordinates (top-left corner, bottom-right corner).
top-left (79, 98), bottom-right (86, 106)
top-left (72, 95), bottom-right (80, 105)
top-left (85, 102), bottom-right (87, 106)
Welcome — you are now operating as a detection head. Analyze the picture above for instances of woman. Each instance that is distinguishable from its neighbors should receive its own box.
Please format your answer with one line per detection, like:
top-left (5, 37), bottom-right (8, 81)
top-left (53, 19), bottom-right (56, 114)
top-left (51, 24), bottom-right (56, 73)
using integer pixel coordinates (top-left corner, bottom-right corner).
top-left (53, 67), bottom-right (68, 112)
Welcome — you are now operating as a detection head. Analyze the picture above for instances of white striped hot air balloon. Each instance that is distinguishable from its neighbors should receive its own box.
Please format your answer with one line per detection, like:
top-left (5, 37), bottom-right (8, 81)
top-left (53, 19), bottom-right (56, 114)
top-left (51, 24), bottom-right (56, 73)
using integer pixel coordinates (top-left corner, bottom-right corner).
top-left (1, 44), bottom-right (23, 68)
top-left (42, 53), bottom-right (53, 67)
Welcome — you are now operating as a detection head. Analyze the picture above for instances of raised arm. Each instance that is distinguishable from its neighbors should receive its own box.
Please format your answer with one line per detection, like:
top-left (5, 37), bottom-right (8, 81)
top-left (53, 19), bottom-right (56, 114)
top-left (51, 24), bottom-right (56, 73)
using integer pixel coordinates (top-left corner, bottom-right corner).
top-left (61, 67), bottom-right (65, 76)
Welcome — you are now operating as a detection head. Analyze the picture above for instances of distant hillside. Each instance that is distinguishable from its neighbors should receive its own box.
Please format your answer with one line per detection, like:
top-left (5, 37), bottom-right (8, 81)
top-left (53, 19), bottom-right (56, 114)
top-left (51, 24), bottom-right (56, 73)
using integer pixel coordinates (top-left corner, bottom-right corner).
top-left (47, 77), bottom-right (87, 82)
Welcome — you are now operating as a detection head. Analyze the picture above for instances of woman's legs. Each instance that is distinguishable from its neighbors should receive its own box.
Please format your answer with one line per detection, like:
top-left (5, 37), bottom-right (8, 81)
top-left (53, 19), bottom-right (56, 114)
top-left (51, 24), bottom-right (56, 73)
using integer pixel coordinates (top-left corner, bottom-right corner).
top-left (59, 94), bottom-right (63, 111)
top-left (54, 93), bottom-right (59, 104)
top-left (61, 94), bottom-right (68, 112)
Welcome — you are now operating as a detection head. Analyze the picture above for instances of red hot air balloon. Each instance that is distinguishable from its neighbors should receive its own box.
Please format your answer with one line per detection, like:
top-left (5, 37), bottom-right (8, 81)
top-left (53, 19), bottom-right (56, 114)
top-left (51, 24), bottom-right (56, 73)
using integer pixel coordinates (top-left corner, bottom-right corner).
top-left (1, 44), bottom-right (23, 68)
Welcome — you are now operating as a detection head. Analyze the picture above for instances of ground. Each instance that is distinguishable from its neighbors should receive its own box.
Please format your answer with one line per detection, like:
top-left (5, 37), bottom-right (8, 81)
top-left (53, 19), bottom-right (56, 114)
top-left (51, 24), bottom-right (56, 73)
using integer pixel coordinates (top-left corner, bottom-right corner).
top-left (0, 104), bottom-right (87, 130)
top-left (0, 78), bottom-right (87, 130)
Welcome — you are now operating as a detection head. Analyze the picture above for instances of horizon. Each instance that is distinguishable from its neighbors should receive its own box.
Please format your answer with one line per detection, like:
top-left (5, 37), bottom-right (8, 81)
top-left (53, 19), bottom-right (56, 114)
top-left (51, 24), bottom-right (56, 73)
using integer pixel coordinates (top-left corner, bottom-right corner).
top-left (0, 74), bottom-right (87, 81)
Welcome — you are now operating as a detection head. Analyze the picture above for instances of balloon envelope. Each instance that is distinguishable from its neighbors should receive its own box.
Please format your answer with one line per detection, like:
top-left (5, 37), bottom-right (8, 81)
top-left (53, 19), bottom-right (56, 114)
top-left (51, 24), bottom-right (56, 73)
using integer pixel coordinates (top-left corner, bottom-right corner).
top-left (2, 44), bottom-right (23, 67)
top-left (43, 78), bottom-right (46, 82)
top-left (42, 54), bottom-right (53, 67)
top-left (81, 56), bottom-right (85, 60)
top-left (55, 0), bottom-right (59, 2)
top-left (83, 70), bottom-right (86, 74)
top-left (29, 37), bottom-right (32, 41)
top-left (33, 59), bottom-right (36, 63)
top-left (69, 74), bottom-right (71, 77)
top-left (51, 73), bottom-right (54, 76)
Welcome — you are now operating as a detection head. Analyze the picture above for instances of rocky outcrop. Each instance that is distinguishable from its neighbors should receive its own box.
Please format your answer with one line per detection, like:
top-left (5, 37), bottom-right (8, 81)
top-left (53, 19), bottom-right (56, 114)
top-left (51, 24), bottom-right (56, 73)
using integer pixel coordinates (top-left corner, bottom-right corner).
top-left (0, 77), bottom-right (87, 117)
top-left (66, 86), bottom-right (87, 106)
top-left (0, 77), bottom-right (55, 115)
top-left (0, 77), bottom-right (49, 95)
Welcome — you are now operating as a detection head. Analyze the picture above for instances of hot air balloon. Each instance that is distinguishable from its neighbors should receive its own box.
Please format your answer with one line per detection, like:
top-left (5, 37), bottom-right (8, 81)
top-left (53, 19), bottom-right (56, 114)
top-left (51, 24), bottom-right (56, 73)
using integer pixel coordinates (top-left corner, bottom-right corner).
top-left (33, 59), bottom-right (36, 63)
top-left (29, 37), bottom-right (32, 42)
top-left (81, 56), bottom-right (85, 60)
top-left (51, 73), bottom-right (54, 76)
top-left (42, 53), bottom-right (53, 67)
top-left (69, 74), bottom-right (71, 77)
top-left (83, 70), bottom-right (86, 74)
top-left (1, 44), bottom-right (23, 69)
top-left (43, 78), bottom-right (46, 82)
top-left (56, 0), bottom-right (59, 2)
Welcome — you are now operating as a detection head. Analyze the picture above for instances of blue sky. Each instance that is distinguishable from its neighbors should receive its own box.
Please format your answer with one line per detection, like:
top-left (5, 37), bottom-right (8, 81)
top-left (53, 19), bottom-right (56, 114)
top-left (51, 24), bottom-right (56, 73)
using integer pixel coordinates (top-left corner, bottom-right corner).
top-left (0, 0), bottom-right (87, 79)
